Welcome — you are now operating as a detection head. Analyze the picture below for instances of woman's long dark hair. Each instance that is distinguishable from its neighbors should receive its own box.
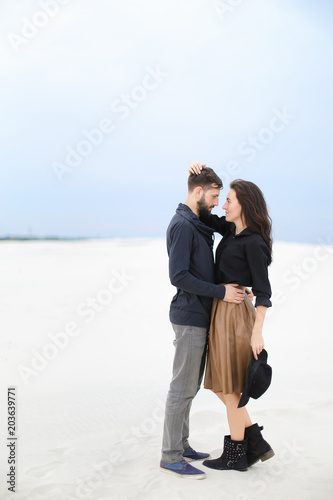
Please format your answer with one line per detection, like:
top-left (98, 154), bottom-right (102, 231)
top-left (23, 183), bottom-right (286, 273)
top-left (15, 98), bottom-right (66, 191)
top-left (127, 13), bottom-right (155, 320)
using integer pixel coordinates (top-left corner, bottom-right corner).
top-left (230, 179), bottom-right (273, 263)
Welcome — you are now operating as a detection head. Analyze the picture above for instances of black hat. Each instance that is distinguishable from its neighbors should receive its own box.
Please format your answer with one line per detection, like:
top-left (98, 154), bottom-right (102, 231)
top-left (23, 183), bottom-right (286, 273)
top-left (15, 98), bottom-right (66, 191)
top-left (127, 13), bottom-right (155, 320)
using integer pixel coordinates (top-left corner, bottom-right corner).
top-left (238, 349), bottom-right (272, 408)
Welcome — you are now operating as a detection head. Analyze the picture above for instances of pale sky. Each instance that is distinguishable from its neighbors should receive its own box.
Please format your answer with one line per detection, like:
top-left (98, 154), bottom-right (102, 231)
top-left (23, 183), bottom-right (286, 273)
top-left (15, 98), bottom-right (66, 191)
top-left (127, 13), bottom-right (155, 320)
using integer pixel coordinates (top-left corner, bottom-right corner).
top-left (1, 0), bottom-right (332, 243)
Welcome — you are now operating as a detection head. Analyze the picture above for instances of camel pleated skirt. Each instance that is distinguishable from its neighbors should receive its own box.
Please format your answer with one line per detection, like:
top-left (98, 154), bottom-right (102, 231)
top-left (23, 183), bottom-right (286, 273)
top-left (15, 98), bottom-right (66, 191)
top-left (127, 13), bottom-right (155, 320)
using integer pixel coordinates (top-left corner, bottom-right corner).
top-left (204, 286), bottom-right (256, 395)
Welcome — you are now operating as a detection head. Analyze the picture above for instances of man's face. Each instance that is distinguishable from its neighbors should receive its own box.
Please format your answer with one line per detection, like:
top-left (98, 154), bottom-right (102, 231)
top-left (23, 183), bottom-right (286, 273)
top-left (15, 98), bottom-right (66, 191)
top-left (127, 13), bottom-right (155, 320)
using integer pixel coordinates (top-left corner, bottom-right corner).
top-left (197, 185), bottom-right (220, 220)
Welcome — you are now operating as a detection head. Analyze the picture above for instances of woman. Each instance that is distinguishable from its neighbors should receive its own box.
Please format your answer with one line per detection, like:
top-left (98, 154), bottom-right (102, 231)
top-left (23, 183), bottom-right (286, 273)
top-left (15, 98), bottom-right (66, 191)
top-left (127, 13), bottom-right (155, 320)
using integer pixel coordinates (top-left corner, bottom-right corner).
top-left (189, 162), bottom-right (274, 472)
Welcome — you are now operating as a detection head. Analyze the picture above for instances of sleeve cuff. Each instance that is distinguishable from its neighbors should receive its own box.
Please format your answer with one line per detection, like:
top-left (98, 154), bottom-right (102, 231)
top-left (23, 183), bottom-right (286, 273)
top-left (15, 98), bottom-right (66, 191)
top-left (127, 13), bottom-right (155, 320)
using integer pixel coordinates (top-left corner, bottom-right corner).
top-left (218, 285), bottom-right (226, 300)
top-left (255, 297), bottom-right (272, 308)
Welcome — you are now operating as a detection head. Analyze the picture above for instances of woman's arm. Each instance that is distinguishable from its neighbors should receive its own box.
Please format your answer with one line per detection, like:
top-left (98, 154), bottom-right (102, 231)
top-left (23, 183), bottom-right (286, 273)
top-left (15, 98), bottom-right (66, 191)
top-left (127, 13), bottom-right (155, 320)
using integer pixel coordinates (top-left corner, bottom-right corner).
top-left (251, 306), bottom-right (266, 360)
top-left (245, 237), bottom-right (272, 359)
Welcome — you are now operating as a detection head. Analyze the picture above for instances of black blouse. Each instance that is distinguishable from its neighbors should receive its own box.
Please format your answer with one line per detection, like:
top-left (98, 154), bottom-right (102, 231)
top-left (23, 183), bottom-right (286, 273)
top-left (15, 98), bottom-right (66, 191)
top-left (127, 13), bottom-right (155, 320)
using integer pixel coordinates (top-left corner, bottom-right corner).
top-left (208, 215), bottom-right (272, 308)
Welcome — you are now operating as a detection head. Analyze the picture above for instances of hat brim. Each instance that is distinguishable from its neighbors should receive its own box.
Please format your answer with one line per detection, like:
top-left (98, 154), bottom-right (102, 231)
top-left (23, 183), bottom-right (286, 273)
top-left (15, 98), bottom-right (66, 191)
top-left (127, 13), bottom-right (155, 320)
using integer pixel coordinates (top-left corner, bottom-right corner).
top-left (238, 388), bottom-right (250, 408)
top-left (237, 350), bottom-right (269, 408)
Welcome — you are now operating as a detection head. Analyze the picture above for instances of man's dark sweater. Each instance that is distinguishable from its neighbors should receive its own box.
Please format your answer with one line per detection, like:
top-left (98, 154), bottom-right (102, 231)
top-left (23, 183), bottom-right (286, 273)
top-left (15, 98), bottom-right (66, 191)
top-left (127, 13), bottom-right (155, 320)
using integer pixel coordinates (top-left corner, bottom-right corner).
top-left (167, 203), bottom-right (226, 328)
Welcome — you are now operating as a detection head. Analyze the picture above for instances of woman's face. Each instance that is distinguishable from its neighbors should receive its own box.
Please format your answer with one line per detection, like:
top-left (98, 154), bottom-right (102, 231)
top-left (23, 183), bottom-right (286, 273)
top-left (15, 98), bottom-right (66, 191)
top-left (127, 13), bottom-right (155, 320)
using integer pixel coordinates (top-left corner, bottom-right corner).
top-left (222, 189), bottom-right (243, 224)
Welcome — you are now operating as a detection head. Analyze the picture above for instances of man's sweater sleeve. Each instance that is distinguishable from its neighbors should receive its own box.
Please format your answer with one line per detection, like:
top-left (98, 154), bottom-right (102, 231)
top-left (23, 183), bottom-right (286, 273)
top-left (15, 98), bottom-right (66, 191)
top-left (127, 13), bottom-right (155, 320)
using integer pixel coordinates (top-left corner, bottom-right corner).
top-left (168, 222), bottom-right (226, 300)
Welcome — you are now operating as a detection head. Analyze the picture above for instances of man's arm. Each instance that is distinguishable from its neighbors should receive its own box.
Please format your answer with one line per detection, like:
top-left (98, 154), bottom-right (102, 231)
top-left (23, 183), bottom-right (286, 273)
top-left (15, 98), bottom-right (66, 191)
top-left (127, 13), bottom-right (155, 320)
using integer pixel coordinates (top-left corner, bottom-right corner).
top-left (168, 222), bottom-right (244, 303)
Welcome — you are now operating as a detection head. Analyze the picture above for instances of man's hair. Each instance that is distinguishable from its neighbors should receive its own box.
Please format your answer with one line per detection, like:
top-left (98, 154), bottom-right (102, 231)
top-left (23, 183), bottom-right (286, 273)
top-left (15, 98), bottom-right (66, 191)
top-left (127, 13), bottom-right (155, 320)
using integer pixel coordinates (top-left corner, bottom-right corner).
top-left (187, 167), bottom-right (223, 192)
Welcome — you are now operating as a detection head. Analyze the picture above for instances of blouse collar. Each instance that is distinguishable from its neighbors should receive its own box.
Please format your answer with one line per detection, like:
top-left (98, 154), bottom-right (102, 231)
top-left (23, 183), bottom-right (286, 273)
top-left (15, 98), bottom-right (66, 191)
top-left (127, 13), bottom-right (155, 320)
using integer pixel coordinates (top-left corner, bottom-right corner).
top-left (230, 224), bottom-right (253, 238)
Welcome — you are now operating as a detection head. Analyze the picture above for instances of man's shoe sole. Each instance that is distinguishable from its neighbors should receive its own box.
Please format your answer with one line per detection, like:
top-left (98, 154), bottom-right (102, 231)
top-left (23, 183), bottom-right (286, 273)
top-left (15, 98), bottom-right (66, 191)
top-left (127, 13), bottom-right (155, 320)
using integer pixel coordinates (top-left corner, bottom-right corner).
top-left (160, 467), bottom-right (206, 479)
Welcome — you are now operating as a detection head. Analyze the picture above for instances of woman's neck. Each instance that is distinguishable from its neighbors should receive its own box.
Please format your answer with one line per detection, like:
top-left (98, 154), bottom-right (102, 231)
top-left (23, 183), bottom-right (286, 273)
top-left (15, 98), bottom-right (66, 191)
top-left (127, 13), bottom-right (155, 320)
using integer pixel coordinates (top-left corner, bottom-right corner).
top-left (235, 220), bottom-right (247, 235)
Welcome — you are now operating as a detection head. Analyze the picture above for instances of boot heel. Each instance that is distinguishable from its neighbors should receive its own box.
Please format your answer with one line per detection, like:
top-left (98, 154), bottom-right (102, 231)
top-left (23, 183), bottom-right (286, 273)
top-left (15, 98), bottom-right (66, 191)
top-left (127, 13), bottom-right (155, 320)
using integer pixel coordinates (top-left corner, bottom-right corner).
top-left (260, 449), bottom-right (275, 462)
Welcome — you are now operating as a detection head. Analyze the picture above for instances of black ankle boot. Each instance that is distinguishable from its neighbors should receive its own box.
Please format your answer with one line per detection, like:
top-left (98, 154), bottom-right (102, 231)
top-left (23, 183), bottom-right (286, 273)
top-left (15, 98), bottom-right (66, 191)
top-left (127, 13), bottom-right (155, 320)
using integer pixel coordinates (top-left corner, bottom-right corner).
top-left (245, 423), bottom-right (274, 467)
top-left (203, 436), bottom-right (248, 471)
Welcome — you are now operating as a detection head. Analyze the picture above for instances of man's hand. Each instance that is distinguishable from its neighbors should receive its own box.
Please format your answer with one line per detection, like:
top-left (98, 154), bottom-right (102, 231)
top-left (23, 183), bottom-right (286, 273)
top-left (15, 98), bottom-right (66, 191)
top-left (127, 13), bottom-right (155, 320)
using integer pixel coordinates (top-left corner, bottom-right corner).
top-left (189, 162), bottom-right (206, 175)
top-left (223, 284), bottom-right (245, 304)
top-left (245, 288), bottom-right (254, 301)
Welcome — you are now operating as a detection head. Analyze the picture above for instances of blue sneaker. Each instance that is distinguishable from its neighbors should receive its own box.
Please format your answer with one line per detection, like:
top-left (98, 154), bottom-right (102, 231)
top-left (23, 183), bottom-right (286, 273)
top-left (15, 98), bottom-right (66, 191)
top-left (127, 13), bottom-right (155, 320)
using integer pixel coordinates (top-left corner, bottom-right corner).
top-left (182, 446), bottom-right (211, 462)
top-left (160, 459), bottom-right (206, 479)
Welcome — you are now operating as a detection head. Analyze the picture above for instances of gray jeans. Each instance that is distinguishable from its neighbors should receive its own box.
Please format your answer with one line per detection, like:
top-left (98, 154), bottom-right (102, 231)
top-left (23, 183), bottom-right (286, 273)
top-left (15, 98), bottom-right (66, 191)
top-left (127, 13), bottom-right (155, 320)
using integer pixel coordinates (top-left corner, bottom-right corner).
top-left (161, 323), bottom-right (208, 463)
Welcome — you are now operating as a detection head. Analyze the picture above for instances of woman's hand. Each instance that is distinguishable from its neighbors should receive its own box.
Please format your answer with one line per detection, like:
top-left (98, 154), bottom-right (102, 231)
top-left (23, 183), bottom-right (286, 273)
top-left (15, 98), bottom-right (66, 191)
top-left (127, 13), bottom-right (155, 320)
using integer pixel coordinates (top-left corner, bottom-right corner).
top-left (189, 161), bottom-right (206, 175)
top-left (251, 325), bottom-right (264, 360)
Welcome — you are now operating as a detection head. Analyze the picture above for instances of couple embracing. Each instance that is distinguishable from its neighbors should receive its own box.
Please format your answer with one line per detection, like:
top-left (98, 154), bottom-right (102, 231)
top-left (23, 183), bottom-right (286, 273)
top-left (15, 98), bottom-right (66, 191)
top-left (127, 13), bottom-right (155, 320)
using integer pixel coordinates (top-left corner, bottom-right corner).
top-left (160, 162), bottom-right (274, 479)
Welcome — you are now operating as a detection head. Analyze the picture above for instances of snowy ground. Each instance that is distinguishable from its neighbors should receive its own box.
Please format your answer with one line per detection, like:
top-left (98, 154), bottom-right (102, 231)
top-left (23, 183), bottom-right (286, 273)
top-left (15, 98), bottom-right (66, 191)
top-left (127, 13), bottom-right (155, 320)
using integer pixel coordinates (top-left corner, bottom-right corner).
top-left (0, 238), bottom-right (332, 500)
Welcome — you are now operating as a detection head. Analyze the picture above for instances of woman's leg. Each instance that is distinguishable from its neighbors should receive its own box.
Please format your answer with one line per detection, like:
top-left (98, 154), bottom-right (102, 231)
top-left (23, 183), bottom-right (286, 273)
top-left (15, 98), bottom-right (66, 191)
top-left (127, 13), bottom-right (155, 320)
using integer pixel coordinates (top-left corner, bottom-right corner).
top-left (216, 392), bottom-right (252, 441)
top-left (203, 391), bottom-right (250, 470)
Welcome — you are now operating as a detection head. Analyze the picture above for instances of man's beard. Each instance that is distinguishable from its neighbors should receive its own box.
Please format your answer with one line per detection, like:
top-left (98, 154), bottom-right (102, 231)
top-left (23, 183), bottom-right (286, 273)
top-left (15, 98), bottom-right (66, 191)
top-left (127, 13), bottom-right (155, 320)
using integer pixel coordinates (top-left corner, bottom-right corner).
top-left (197, 198), bottom-right (212, 222)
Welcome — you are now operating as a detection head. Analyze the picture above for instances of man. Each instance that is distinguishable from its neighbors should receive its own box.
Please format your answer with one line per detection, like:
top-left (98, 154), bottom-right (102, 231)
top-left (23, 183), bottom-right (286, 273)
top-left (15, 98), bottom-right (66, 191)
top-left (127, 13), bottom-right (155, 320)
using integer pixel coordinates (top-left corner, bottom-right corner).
top-left (160, 166), bottom-right (245, 479)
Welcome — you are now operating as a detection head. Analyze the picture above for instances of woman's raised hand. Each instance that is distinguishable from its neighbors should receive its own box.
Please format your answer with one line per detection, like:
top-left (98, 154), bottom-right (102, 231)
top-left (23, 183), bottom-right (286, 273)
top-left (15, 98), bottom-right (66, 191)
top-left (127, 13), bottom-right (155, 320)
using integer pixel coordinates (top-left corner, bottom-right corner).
top-left (188, 161), bottom-right (206, 175)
